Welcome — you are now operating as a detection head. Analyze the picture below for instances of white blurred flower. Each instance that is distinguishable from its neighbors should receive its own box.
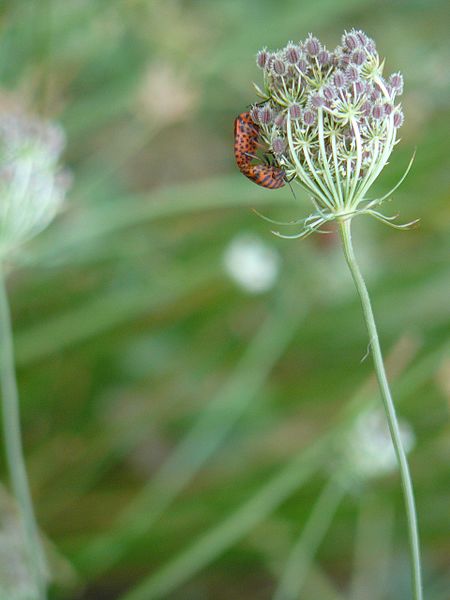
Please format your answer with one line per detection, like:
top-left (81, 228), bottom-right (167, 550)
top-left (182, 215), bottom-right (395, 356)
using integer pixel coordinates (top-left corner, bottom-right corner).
top-left (0, 111), bottom-right (69, 256)
top-left (223, 233), bottom-right (280, 294)
top-left (136, 61), bottom-right (198, 125)
top-left (345, 409), bottom-right (415, 480)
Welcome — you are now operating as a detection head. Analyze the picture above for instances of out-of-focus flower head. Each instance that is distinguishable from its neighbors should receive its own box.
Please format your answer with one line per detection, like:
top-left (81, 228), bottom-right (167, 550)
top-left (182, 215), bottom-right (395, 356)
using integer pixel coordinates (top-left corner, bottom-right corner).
top-left (340, 408), bottom-right (415, 484)
top-left (223, 233), bottom-right (280, 294)
top-left (135, 61), bottom-right (199, 126)
top-left (251, 30), bottom-right (416, 238)
top-left (0, 110), bottom-right (70, 256)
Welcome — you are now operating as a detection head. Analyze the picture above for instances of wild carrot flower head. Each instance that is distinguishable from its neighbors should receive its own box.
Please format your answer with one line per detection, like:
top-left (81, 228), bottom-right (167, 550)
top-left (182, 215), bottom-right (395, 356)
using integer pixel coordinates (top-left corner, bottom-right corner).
top-left (251, 30), bottom-right (415, 238)
top-left (0, 111), bottom-right (70, 256)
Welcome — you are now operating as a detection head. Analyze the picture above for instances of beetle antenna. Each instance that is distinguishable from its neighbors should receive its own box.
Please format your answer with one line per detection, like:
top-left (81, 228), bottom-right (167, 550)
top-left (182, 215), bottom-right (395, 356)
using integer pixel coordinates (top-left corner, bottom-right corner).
top-left (286, 176), bottom-right (296, 200)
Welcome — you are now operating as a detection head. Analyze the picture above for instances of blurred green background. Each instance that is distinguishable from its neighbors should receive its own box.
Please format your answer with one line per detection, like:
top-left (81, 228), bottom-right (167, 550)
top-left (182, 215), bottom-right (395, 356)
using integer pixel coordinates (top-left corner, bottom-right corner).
top-left (0, 0), bottom-right (449, 599)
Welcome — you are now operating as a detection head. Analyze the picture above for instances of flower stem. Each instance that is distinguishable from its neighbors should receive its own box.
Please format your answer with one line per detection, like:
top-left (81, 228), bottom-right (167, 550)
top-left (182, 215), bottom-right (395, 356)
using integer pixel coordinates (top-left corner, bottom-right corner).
top-left (338, 218), bottom-right (423, 600)
top-left (0, 263), bottom-right (47, 600)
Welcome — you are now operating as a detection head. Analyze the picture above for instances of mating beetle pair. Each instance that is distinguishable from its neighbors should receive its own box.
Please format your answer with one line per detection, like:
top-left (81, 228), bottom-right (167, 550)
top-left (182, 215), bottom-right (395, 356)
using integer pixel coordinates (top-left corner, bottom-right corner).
top-left (234, 111), bottom-right (286, 190)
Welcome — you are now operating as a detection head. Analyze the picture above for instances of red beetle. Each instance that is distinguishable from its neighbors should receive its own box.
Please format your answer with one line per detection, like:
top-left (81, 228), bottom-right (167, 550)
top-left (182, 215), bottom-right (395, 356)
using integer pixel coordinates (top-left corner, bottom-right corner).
top-left (234, 111), bottom-right (285, 189)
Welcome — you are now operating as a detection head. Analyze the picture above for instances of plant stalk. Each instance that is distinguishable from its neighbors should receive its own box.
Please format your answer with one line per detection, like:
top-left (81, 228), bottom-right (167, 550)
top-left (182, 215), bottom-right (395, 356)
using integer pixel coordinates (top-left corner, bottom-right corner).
top-left (338, 218), bottom-right (423, 600)
top-left (0, 262), bottom-right (47, 600)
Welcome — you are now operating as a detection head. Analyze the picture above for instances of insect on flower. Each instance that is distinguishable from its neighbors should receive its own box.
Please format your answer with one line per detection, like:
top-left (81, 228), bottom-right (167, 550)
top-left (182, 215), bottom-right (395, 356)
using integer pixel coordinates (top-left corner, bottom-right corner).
top-left (246, 31), bottom-right (417, 239)
top-left (234, 111), bottom-right (286, 189)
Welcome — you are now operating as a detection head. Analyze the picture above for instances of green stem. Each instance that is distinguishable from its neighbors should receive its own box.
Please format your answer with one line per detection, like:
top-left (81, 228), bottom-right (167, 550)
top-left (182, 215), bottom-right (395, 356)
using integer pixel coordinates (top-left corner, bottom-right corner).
top-left (0, 263), bottom-right (47, 600)
top-left (338, 218), bottom-right (423, 600)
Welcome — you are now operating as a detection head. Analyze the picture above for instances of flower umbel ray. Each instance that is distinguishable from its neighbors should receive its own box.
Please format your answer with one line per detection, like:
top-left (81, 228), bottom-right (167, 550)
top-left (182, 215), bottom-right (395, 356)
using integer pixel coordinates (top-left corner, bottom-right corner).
top-left (252, 30), bottom-right (415, 236)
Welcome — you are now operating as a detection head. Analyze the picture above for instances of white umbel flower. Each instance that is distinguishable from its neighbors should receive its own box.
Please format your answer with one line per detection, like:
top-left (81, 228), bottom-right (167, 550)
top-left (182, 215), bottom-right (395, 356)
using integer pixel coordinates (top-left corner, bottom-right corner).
top-left (0, 112), bottom-right (69, 256)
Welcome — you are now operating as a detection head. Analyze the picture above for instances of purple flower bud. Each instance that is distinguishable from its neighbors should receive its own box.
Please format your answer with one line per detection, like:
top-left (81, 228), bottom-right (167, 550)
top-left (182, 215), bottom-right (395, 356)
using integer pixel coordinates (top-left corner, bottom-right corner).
top-left (271, 58), bottom-right (287, 76)
top-left (351, 50), bottom-right (366, 66)
top-left (343, 32), bottom-right (359, 51)
top-left (357, 118), bottom-right (367, 130)
top-left (361, 149), bottom-right (372, 167)
top-left (272, 137), bottom-right (286, 155)
top-left (340, 53), bottom-right (351, 67)
top-left (370, 85), bottom-right (382, 101)
top-left (365, 39), bottom-right (377, 54)
top-left (385, 83), bottom-right (394, 98)
top-left (354, 80), bottom-right (366, 95)
top-left (346, 65), bottom-right (360, 83)
top-left (330, 53), bottom-right (340, 67)
top-left (265, 54), bottom-right (275, 71)
top-left (250, 105), bottom-right (260, 123)
top-left (317, 50), bottom-right (330, 66)
top-left (274, 112), bottom-right (286, 128)
top-left (372, 104), bottom-right (384, 120)
top-left (393, 109), bottom-right (404, 128)
top-left (310, 93), bottom-right (325, 108)
top-left (284, 43), bottom-right (301, 65)
top-left (305, 34), bottom-right (321, 56)
top-left (289, 103), bottom-right (302, 120)
top-left (333, 70), bottom-right (346, 89)
top-left (389, 72), bottom-right (404, 95)
top-left (323, 85), bottom-right (336, 101)
top-left (355, 30), bottom-right (368, 46)
top-left (361, 101), bottom-right (372, 117)
top-left (259, 104), bottom-right (273, 125)
top-left (302, 109), bottom-right (316, 126)
top-left (256, 49), bottom-right (270, 69)
top-left (383, 102), bottom-right (394, 116)
top-left (297, 58), bottom-right (309, 73)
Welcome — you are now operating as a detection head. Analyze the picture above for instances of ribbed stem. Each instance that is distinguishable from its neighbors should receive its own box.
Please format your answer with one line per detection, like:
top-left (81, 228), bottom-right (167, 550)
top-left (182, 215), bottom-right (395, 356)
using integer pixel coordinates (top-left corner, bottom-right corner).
top-left (0, 263), bottom-right (47, 600)
top-left (338, 219), bottom-right (423, 600)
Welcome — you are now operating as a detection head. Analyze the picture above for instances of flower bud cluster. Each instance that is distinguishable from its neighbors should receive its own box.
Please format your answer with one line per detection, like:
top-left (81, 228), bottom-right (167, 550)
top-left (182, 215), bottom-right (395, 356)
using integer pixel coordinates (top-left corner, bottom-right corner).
top-left (252, 30), bottom-right (406, 228)
top-left (0, 111), bottom-right (70, 255)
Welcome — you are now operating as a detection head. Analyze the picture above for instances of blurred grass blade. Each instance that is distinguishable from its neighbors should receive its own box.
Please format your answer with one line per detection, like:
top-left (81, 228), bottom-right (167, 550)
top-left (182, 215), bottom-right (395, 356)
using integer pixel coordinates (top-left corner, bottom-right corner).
top-left (303, 565), bottom-right (348, 600)
top-left (119, 439), bottom-right (327, 600)
top-left (273, 477), bottom-right (346, 600)
top-left (349, 493), bottom-right (395, 600)
top-left (15, 261), bottom-right (215, 365)
top-left (76, 281), bottom-right (308, 574)
top-left (117, 336), bottom-right (429, 600)
top-left (33, 176), bottom-right (296, 264)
